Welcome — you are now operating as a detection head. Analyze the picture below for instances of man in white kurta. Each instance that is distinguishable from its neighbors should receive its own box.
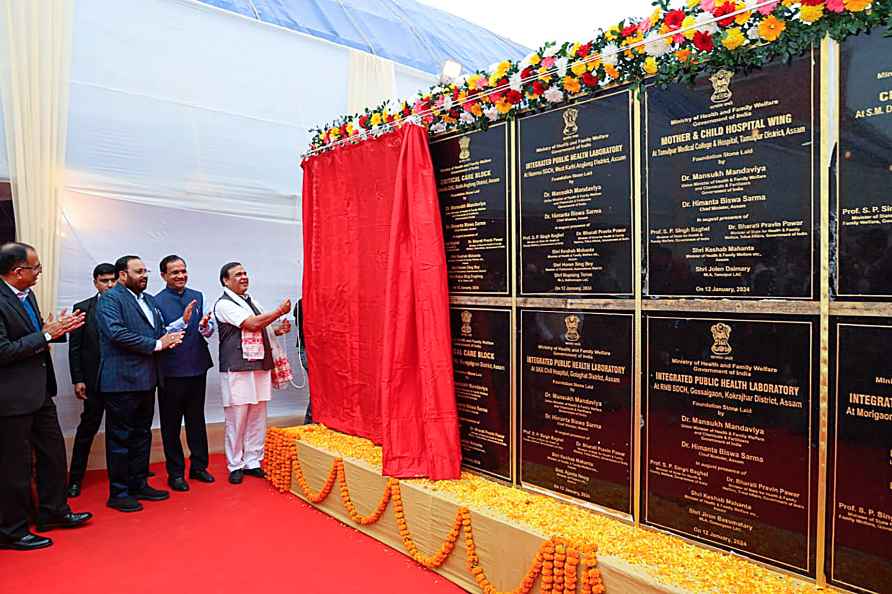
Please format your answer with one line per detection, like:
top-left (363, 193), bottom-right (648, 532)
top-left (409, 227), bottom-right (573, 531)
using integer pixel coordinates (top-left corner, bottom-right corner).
top-left (214, 262), bottom-right (291, 484)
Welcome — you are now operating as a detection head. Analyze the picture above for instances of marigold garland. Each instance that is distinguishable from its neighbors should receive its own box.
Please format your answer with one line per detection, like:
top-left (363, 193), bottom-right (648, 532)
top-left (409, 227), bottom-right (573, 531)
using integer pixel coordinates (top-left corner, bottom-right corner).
top-left (262, 427), bottom-right (300, 492)
top-left (261, 427), bottom-right (605, 594)
top-left (267, 425), bottom-right (832, 593)
top-left (338, 465), bottom-right (393, 525)
top-left (305, 0), bottom-right (891, 154)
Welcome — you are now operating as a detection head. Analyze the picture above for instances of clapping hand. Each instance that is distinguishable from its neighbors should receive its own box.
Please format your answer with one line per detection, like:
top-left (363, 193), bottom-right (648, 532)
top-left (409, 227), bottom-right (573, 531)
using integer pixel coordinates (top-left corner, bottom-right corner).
top-left (160, 331), bottom-right (185, 350)
top-left (182, 300), bottom-right (198, 324)
top-left (199, 311), bottom-right (212, 331)
top-left (43, 308), bottom-right (86, 339)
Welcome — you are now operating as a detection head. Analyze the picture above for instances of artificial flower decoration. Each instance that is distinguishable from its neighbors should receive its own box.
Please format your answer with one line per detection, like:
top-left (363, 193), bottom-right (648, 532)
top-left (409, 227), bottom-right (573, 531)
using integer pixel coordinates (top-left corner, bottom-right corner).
top-left (306, 0), bottom-right (891, 153)
top-left (758, 14), bottom-right (786, 40)
top-left (722, 27), bottom-right (747, 49)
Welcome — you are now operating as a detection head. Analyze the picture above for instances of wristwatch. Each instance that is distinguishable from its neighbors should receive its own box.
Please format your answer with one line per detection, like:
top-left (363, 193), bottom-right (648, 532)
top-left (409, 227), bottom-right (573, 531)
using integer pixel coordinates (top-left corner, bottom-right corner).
top-left (44, 332), bottom-right (52, 342)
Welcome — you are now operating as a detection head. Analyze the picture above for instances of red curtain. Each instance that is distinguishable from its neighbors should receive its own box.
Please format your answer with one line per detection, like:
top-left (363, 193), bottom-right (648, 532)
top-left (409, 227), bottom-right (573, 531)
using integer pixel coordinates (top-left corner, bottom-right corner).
top-left (301, 125), bottom-right (461, 480)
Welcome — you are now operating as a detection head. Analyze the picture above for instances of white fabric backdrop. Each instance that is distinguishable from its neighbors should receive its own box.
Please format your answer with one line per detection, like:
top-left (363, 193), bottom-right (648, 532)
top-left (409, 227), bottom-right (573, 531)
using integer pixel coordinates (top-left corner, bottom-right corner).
top-left (347, 49), bottom-right (396, 114)
top-left (0, 86), bottom-right (7, 180)
top-left (44, 0), bottom-right (435, 434)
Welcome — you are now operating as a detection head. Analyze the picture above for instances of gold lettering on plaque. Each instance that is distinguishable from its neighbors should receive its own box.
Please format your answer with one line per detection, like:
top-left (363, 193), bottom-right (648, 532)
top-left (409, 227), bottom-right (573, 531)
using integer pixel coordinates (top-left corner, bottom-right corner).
top-left (564, 314), bottom-right (582, 343)
top-left (460, 310), bottom-right (473, 336)
top-left (709, 69), bottom-right (734, 104)
top-left (563, 107), bottom-right (579, 137)
top-left (458, 135), bottom-right (471, 161)
top-left (710, 322), bottom-right (733, 356)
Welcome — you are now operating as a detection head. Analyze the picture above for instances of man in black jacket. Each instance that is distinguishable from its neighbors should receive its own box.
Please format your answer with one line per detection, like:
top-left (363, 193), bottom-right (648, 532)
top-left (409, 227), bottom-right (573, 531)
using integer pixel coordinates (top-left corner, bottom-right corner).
top-left (66, 262), bottom-right (117, 497)
top-left (0, 242), bottom-right (92, 551)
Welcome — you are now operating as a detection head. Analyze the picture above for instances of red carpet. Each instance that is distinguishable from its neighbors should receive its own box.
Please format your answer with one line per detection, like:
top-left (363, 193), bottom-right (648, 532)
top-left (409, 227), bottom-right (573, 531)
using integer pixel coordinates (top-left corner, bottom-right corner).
top-left (1, 454), bottom-right (465, 594)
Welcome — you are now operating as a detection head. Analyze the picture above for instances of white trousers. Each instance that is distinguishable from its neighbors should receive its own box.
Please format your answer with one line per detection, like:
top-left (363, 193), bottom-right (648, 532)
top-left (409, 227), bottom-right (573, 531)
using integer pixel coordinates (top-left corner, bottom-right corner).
top-left (223, 401), bottom-right (268, 473)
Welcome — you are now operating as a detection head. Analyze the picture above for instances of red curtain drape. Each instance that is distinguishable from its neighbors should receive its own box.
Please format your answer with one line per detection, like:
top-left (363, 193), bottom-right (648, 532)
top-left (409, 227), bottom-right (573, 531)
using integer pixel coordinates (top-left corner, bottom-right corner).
top-left (301, 125), bottom-right (461, 479)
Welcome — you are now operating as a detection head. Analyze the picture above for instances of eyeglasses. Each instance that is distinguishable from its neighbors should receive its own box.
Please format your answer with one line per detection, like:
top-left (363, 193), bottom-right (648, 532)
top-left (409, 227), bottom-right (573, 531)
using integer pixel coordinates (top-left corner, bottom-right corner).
top-left (16, 264), bottom-right (42, 273)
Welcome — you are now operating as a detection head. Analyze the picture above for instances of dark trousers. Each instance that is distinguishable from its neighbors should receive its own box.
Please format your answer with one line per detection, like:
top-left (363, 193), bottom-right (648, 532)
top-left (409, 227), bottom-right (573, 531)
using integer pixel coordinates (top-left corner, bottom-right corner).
top-left (104, 390), bottom-right (154, 500)
top-left (300, 349), bottom-right (312, 425)
top-left (0, 397), bottom-right (70, 541)
top-left (68, 390), bottom-right (105, 484)
top-left (158, 374), bottom-right (209, 478)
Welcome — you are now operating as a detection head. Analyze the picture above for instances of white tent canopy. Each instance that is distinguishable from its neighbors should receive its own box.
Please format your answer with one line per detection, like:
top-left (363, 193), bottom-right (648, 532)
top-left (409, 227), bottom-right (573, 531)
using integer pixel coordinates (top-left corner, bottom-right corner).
top-left (0, 0), bottom-right (519, 433)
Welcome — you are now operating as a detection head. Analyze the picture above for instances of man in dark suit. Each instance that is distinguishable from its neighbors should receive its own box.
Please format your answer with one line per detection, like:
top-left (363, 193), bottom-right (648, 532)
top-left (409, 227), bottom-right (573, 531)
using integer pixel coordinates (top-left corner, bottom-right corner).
top-left (0, 242), bottom-right (92, 551)
top-left (96, 255), bottom-right (189, 513)
top-left (66, 262), bottom-right (117, 497)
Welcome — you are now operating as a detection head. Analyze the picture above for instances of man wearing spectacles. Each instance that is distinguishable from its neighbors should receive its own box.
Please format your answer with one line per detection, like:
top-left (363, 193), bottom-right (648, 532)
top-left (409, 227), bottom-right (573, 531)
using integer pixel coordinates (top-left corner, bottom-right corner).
top-left (0, 242), bottom-right (93, 551)
top-left (96, 255), bottom-right (193, 512)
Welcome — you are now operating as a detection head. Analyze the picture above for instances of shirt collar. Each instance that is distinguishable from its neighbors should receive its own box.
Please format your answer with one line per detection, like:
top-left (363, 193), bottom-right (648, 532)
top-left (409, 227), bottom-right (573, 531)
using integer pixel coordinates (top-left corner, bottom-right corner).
top-left (126, 287), bottom-right (145, 301)
top-left (3, 279), bottom-right (30, 301)
top-left (223, 287), bottom-right (251, 305)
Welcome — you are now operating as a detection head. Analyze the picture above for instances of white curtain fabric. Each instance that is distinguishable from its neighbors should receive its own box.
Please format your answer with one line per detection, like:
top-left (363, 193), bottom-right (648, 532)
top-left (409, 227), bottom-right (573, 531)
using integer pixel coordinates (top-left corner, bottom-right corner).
top-left (0, 0), bottom-right (74, 314)
top-left (347, 49), bottom-right (397, 114)
top-left (38, 0), bottom-right (435, 434)
top-left (0, 93), bottom-right (8, 180)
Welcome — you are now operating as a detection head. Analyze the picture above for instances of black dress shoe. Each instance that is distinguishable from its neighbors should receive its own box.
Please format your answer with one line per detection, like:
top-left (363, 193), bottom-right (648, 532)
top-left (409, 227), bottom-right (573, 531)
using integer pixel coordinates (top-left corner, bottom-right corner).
top-left (0, 532), bottom-right (53, 551)
top-left (133, 486), bottom-right (170, 501)
top-left (189, 469), bottom-right (215, 483)
top-left (107, 497), bottom-right (143, 513)
top-left (168, 477), bottom-right (189, 492)
top-left (228, 470), bottom-right (244, 484)
top-left (67, 482), bottom-right (81, 498)
top-left (36, 511), bottom-right (93, 531)
top-left (243, 467), bottom-right (266, 479)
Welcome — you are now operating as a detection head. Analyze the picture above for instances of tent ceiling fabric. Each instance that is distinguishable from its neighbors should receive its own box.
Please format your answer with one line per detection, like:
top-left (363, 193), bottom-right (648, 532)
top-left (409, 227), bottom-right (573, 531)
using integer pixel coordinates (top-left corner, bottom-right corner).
top-left (197, 0), bottom-right (529, 75)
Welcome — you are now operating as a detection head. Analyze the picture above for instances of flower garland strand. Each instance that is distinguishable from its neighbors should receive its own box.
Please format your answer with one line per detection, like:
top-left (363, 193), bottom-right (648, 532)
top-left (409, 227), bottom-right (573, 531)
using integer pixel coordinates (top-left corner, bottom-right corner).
top-left (305, 0), bottom-right (890, 156)
top-left (260, 428), bottom-right (606, 594)
top-left (339, 465), bottom-right (393, 525)
top-left (262, 427), bottom-right (300, 492)
top-left (304, 0), bottom-right (777, 157)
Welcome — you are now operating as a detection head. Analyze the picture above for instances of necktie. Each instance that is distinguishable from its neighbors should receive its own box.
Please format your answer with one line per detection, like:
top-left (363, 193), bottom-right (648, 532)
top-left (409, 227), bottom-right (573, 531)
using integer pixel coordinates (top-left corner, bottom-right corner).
top-left (20, 297), bottom-right (41, 332)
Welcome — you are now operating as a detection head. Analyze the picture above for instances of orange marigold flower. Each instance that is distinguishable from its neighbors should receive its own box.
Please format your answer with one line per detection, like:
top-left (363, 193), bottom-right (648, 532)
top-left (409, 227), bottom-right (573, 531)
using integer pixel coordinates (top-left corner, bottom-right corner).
top-left (843, 0), bottom-right (871, 9)
top-left (563, 76), bottom-right (581, 94)
top-left (758, 15), bottom-right (786, 41)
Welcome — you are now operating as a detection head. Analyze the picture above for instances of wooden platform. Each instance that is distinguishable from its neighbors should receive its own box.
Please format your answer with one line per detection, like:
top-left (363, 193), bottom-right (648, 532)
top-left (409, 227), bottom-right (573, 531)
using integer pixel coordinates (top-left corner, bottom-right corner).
top-left (290, 440), bottom-right (689, 594)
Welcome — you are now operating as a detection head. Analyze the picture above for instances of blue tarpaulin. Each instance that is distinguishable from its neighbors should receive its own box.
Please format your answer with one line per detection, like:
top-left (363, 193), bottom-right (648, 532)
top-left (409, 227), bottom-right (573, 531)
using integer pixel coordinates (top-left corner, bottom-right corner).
top-left (198, 0), bottom-right (529, 76)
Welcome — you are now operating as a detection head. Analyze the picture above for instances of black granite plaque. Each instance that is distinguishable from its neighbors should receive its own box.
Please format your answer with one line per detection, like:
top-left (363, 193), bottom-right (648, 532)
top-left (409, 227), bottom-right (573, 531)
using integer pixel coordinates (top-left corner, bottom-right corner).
top-left (835, 31), bottom-right (892, 298)
top-left (432, 124), bottom-right (510, 295)
top-left (450, 306), bottom-right (512, 480)
top-left (517, 91), bottom-right (633, 297)
top-left (520, 309), bottom-right (633, 514)
top-left (645, 52), bottom-right (818, 299)
top-left (644, 314), bottom-right (817, 574)
top-left (829, 319), bottom-right (892, 593)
